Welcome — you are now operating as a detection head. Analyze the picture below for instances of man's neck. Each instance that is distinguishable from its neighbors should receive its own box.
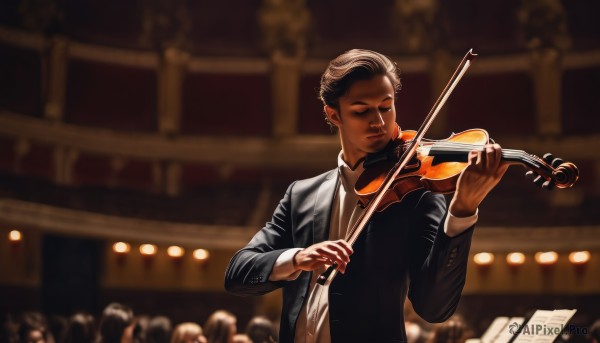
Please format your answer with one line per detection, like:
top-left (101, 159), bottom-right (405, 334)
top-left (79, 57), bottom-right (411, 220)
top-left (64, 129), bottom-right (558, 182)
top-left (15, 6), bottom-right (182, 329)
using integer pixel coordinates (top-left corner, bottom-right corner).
top-left (340, 150), bottom-right (366, 171)
top-left (339, 137), bottom-right (367, 170)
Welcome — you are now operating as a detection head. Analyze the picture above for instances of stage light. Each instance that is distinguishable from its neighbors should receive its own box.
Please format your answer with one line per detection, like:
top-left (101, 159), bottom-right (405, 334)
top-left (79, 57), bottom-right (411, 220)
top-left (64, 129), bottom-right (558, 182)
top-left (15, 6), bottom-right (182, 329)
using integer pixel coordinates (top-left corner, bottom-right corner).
top-left (193, 249), bottom-right (209, 261)
top-left (568, 251), bottom-right (590, 265)
top-left (167, 246), bottom-right (185, 258)
top-left (8, 230), bottom-right (22, 242)
top-left (506, 252), bottom-right (526, 266)
top-left (113, 242), bottom-right (131, 254)
top-left (473, 252), bottom-right (494, 266)
top-left (140, 244), bottom-right (157, 256)
top-left (535, 251), bottom-right (558, 265)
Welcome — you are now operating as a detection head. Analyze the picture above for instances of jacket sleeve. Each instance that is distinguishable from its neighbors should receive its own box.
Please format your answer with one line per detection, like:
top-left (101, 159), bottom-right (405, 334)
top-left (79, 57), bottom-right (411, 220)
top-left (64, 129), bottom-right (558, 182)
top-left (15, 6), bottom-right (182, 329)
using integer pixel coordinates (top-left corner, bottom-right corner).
top-left (224, 182), bottom-right (296, 296)
top-left (407, 191), bottom-right (474, 323)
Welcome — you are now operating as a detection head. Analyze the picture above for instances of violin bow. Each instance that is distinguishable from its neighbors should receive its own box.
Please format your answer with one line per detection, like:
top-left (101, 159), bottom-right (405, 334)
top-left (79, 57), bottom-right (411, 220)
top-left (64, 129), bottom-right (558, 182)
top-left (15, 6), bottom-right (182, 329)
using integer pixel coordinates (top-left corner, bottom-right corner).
top-left (317, 49), bottom-right (478, 286)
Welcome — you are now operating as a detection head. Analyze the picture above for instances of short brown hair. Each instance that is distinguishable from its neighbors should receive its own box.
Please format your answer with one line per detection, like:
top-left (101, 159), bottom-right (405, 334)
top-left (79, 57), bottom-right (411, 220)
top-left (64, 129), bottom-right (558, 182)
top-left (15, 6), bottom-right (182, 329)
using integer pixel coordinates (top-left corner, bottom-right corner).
top-left (204, 310), bottom-right (236, 343)
top-left (319, 49), bottom-right (401, 126)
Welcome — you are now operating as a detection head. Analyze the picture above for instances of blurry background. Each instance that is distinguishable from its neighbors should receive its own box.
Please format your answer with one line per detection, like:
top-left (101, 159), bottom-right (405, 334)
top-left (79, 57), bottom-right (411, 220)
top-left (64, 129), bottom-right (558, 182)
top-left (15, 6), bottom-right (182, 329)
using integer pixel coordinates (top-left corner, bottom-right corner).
top-left (0, 0), bottom-right (599, 337)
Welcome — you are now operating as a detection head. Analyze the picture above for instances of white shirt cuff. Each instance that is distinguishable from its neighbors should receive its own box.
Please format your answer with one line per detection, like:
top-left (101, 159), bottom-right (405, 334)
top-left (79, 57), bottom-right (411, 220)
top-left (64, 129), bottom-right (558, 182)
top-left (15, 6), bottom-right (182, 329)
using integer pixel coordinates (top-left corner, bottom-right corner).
top-left (268, 248), bottom-right (303, 281)
top-left (444, 208), bottom-right (478, 237)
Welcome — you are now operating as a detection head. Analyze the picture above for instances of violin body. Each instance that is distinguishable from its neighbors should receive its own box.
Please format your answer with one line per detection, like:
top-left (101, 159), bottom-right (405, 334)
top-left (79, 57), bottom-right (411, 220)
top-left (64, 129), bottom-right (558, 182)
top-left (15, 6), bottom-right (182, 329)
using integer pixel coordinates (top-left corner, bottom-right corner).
top-left (355, 129), bottom-right (579, 211)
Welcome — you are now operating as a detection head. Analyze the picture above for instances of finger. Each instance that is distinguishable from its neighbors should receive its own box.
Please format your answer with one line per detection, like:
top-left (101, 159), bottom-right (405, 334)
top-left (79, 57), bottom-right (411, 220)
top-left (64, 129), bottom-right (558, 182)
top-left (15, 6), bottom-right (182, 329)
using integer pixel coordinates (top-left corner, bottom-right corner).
top-left (315, 246), bottom-right (338, 259)
top-left (313, 254), bottom-right (334, 265)
top-left (328, 241), bottom-right (352, 260)
top-left (492, 143), bottom-right (502, 172)
top-left (306, 253), bottom-right (330, 267)
top-left (312, 254), bottom-right (329, 262)
top-left (298, 255), bottom-right (329, 271)
top-left (468, 150), bottom-right (478, 166)
top-left (335, 239), bottom-right (354, 255)
top-left (484, 144), bottom-right (494, 171)
top-left (338, 261), bottom-right (348, 274)
top-left (316, 247), bottom-right (347, 265)
top-left (478, 146), bottom-right (487, 168)
top-left (322, 244), bottom-right (349, 263)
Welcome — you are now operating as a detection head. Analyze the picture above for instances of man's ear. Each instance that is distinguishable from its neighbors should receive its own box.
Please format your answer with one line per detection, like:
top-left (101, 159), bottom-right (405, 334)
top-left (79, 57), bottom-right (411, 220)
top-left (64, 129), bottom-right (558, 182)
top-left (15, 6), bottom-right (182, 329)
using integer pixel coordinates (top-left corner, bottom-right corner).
top-left (324, 105), bottom-right (342, 126)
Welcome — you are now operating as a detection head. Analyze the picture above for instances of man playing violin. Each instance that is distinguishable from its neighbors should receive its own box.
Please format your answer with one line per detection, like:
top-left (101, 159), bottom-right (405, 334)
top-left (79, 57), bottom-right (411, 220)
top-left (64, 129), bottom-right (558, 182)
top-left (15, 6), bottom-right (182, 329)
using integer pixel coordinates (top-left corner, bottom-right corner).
top-left (225, 49), bottom-right (508, 343)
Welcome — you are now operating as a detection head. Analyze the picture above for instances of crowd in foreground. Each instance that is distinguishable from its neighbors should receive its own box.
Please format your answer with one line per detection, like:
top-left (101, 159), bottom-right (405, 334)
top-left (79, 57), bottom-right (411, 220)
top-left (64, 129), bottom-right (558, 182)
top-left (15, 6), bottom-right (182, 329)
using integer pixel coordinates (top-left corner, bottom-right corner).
top-left (1, 303), bottom-right (276, 343)
top-left (2, 302), bottom-right (600, 343)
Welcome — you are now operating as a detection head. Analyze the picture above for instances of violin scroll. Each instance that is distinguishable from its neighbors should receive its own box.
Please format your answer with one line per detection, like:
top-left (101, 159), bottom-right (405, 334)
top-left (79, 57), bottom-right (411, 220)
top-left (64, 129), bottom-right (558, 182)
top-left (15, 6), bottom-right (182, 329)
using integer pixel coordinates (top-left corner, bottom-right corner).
top-left (525, 153), bottom-right (579, 190)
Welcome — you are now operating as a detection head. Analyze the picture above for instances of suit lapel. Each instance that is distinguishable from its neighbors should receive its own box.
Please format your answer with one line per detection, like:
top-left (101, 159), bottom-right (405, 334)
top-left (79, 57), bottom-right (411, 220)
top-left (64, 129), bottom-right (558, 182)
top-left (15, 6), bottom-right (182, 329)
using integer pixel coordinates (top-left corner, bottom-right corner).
top-left (312, 169), bottom-right (339, 245)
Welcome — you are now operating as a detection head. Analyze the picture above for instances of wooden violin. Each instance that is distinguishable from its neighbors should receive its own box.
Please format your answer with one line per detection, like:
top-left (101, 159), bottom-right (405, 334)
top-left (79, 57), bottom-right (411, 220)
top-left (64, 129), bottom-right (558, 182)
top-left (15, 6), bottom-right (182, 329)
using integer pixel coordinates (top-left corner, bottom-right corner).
top-left (355, 128), bottom-right (579, 211)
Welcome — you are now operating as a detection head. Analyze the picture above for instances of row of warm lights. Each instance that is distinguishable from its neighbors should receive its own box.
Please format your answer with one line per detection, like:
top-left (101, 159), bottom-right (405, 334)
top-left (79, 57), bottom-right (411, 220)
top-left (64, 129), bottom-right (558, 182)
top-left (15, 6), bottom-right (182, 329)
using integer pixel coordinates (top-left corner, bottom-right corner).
top-left (7, 231), bottom-right (209, 261)
top-left (113, 242), bottom-right (210, 261)
top-left (7, 230), bottom-right (593, 266)
top-left (473, 251), bottom-right (592, 266)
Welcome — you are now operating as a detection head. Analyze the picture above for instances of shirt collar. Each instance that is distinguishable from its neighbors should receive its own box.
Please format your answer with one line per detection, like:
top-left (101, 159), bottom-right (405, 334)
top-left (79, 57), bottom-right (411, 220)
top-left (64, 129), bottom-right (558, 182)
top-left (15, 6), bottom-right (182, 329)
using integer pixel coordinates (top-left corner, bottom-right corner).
top-left (337, 151), bottom-right (365, 192)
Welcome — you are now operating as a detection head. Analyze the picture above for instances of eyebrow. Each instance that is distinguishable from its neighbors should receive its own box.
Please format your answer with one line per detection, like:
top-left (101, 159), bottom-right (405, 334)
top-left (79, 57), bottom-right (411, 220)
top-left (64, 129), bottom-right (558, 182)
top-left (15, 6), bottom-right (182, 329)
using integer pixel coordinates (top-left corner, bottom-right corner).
top-left (350, 96), bottom-right (393, 105)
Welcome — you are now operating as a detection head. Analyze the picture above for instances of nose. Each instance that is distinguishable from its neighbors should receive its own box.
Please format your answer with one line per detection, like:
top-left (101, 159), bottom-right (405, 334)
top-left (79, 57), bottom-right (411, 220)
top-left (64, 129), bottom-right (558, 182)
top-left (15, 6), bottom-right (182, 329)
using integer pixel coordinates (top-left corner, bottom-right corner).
top-left (370, 111), bottom-right (385, 128)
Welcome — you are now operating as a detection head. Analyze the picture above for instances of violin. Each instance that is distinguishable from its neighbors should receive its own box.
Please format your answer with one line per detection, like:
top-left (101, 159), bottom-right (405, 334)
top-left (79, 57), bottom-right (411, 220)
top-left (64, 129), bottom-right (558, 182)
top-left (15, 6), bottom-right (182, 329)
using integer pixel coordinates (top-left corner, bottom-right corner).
top-left (316, 49), bottom-right (579, 286)
top-left (355, 128), bottom-right (579, 211)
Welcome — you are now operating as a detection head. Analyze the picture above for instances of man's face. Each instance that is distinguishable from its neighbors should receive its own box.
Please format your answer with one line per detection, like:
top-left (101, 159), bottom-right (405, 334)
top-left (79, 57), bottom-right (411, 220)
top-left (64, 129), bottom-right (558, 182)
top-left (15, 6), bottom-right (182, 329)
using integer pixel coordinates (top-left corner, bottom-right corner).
top-left (328, 74), bottom-right (397, 163)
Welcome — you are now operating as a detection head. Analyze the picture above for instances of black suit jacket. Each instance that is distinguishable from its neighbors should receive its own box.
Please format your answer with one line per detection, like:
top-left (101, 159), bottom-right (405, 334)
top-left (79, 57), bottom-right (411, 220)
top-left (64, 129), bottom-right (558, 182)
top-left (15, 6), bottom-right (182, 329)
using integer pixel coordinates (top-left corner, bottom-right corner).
top-left (225, 169), bottom-right (474, 343)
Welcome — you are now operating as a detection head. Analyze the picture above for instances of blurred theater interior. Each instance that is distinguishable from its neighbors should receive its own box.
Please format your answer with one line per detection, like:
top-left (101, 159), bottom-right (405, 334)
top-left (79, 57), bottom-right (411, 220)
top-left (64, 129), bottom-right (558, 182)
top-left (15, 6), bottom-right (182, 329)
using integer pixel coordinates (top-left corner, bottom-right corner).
top-left (0, 0), bottom-right (599, 338)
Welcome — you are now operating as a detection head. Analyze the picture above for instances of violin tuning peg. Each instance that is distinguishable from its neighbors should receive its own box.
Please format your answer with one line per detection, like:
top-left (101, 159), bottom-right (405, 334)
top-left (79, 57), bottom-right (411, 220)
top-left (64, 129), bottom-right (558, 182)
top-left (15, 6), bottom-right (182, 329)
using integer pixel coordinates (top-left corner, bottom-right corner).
top-left (533, 175), bottom-right (545, 187)
top-left (542, 180), bottom-right (555, 191)
top-left (525, 171), bottom-right (537, 180)
top-left (551, 157), bottom-right (564, 168)
top-left (543, 153), bottom-right (554, 164)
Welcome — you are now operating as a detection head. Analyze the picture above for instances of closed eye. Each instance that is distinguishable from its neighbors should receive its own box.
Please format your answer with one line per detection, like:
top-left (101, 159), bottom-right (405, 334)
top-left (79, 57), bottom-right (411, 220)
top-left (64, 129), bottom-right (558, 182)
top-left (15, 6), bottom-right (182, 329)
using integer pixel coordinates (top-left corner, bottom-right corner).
top-left (353, 107), bottom-right (392, 115)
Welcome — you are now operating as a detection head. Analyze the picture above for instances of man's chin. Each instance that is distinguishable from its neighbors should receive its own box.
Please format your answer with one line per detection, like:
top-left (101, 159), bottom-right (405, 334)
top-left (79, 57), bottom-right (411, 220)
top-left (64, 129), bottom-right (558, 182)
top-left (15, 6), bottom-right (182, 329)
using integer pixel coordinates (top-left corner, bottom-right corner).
top-left (363, 140), bottom-right (389, 153)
